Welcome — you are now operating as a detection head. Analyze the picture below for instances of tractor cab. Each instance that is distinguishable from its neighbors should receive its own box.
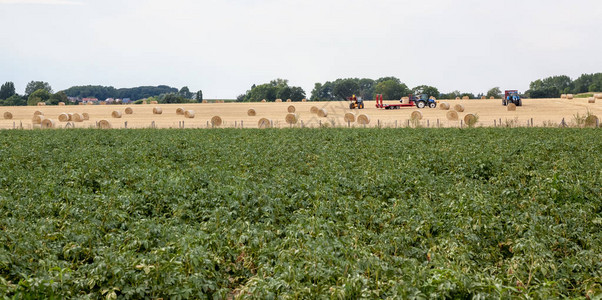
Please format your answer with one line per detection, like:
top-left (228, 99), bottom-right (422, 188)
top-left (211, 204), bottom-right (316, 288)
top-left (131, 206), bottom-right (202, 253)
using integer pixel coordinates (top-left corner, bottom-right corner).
top-left (409, 94), bottom-right (437, 108)
top-left (503, 90), bottom-right (522, 106)
top-left (347, 94), bottom-right (365, 109)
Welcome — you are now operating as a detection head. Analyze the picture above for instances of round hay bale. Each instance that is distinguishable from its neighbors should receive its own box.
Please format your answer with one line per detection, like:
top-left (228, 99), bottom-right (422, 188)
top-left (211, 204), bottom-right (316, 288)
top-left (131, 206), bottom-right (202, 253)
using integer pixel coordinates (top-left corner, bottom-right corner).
top-left (202, 99), bottom-right (208, 103)
top-left (507, 103), bottom-right (517, 111)
top-left (317, 108), bottom-right (328, 117)
top-left (287, 105), bottom-right (296, 113)
top-left (439, 102), bottom-right (450, 110)
top-left (87, 102), bottom-right (94, 105)
top-left (567, 94), bottom-right (574, 99)
top-left (302, 98), bottom-right (307, 102)
top-left (37, 102), bottom-right (46, 106)
top-left (184, 110), bottom-right (195, 118)
top-left (410, 111), bottom-right (423, 120)
top-left (310, 106), bottom-right (319, 114)
top-left (285, 113), bottom-right (299, 124)
top-left (490, 96), bottom-right (495, 99)
top-left (176, 107), bottom-right (185, 115)
top-left (98, 120), bottom-right (111, 129)
top-left (462, 96), bottom-right (469, 100)
top-left (211, 116), bottom-right (222, 127)
top-left (275, 99), bottom-right (283, 103)
top-left (344, 113), bottom-right (356, 123)
top-left (588, 97), bottom-right (596, 104)
top-left (125, 107), bottom-right (133, 114)
top-left (150, 100), bottom-right (159, 104)
top-left (112, 111), bottom-right (122, 118)
top-left (585, 115), bottom-right (599, 127)
top-left (429, 96), bottom-right (437, 100)
top-left (481, 96), bottom-right (486, 99)
top-left (357, 114), bottom-right (371, 125)
top-left (464, 113), bottom-right (477, 125)
top-left (34, 110), bottom-right (43, 116)
top-left (560, 94), bottom-right (567, 99)
top-left (261, 99), bottom-right (267, 103)
top-left (58, 102), bottom-right (65, 106)
top-left (40, 118), bottom-right (55, 128)
top-left (595, 93), bottom-right (602, 99)
top-left (247, 108), bottom-right (257, 116)
top-left (32, 115), bottom-right (44, 124)
top-left (454, 104), bottom-right (465, 112)
top-left (72, 113), bottom-right (84, 122)
top-left (286, 99), bottom-right (292, 102)
top-left (455, 97), bottom-right (460, 100)
top-left (82, 112), bottom-right (90, 120)
top-left (258, 118), bottom-right (271, 128)
top-left (3, 112), bottom-right (13, 119)
top-left (58, 113), bottom-right (70, 122)
top-left (153, 107), bottom-right (162, 115)
top-left (446, 111), bottom-right (459, 121)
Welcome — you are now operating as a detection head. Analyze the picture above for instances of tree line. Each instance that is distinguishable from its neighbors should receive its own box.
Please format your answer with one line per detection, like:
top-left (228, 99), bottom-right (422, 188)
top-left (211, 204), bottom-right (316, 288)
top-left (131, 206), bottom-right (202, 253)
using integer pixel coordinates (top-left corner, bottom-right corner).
top-left (0, 81), bottom-right (203, 106)
top-left (526, 73), bottom-right (602, 98)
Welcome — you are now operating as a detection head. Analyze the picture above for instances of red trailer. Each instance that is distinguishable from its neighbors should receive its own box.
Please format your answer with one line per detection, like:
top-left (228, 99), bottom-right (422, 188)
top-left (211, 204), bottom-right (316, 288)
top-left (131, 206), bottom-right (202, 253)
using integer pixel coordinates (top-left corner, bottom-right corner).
top-left (375, 94), bottom-right (437, 109)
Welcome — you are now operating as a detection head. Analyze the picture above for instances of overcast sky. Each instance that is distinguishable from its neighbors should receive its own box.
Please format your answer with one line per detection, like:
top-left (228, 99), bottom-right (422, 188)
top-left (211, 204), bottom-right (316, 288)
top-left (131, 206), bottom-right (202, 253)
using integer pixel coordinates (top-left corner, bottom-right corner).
top-left (1, 0), bottom-right (601, 98)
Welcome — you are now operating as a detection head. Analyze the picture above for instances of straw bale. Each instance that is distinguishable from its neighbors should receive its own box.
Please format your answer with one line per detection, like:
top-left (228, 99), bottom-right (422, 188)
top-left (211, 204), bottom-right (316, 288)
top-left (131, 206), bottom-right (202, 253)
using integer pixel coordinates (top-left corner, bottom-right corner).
top-left (98, 120), bottom-right (111, 129)
top-left (310, 106), bottom-right (319, 114)
top-left (40, 118), bottom-right (55, 128)
top-left (247, 108), bottom-right (257, 116)
top-left (439, 102), bottom-right (450, 110)
top-left (454, 104), bottom-right (465, 112)
top-left (410, 111), bottom-right (423, 120)
top-left (446, 111), bottom-right (459, 121)
top-left (184, 110), bottom-right (195, 118)
top-left (112, 111), bottom-right (122, 118)
top-left (153, 107), bottom-right (163, 114)
top-left (82, 113), bottom-right (90, 120)
top-left (285, 113), bottom-right (299, 124)
top-left (72, 113), bottom-right (84, 122)
top-left (58, 113), bottom-right (70, 122)
top-left (125, 107), bottom-right (133, 114)
top-left (344, 113), bottom-right (356, 123)
top-left (258, 118), bottom-right (271, 128)
top-left (32, 115), bottom-right (44, 124)
top-left (211, 116), bottom-right (222, 126)
top-left (3, 112), bottom-right (12, 119)
top-left (357, 114), bottom-right (370, 125)
top-left (585, 115), bottom-right (599, 127)
top-left (317, 108), bottom-right (328, 117)
top-left (287, 105), bottom-right (296, 113)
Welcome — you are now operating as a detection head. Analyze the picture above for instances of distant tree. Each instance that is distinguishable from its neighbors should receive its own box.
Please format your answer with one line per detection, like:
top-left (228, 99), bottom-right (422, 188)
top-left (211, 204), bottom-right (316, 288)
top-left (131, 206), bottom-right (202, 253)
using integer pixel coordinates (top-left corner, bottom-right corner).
top-left (412, 85), bottom-right (440, 98)
top-left (48, 91), bottom-right (68, 105)
top-left (27, 89), bottom-right (51, 105)
top-left (276, 86), bottom-right (292, 100)
top-left (333, 79), bottom-right (360, 100)
top-left (179, 86), bottom-right (192, 99)
top-left (195, 90), bottom-right (203, 102)
top-left (374, 80), bottom-right (408, 100)
top-left (289, 86), bottom-right (306, 101)
top-left (161, 94), bottom-right (191, 104)
top-left (310, 82), bottom-right (336, 101)
top-left (486, 87), bottom-right (502, 98)
top-left (0, 94), bottom-right (26, 106)
top-left (0, 82), bottom-right (16, 99)
top-left (239, 79), bottom-right (305, 102)
top-left (25, 81), bottom-right (52, 95)
top-left (589, 83), bottom-right (599, 92)
top-left (460, 92), bottom-right (476, 99)
top-left (376, 76), bottom-right (401, 84)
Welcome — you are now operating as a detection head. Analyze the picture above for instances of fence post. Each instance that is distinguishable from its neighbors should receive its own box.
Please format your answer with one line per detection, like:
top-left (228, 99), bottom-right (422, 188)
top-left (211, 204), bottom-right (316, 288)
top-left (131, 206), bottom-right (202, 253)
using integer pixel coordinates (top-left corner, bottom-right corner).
top-left (437, 119), bottom-right (440, 128)
top-left (531, 118), bottom-right (534, 127)
top-left (395, 120), bottom-right (397, 128)
top-left (427, 120), bottom-right (430, 128)
top-left (207, 121), bottom-right (209, 128)
top-left (460, 120), bottom-right (463, 128)
top-left (241, 120), bottom-right (244, 128)
top-left (125, 121), bottom-right (128, 129)
top-left (348, 120), bottom-right (350, 128)
top-left (494, 120), bottom-right (496, 127)
top-left (235, 121), bottom-right (237, 128)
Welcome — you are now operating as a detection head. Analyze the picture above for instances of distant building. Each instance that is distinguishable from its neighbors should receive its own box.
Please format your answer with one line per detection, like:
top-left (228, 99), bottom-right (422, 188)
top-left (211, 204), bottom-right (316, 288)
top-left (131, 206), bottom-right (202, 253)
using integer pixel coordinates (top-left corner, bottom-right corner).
top-left (105, 98), bottom-right (115, 104)
top-left (82, 97), bottom-right (99, 104)
top-left (122, 98), bottom-right (131, 103)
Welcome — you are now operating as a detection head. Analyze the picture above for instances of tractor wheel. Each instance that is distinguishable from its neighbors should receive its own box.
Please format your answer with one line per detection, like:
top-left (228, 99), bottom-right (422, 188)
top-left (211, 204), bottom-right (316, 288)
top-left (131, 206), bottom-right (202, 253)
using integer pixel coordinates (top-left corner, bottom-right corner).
top-left (416, 101), bottom-right (426, 109)
top-left (359, 103), bottom-right (364, 109)
top-left (502, 100), bottom-right (507, 106)
top-left (428, 102), bottom-right (437, 108)
top-left (517, 99), bottom-right (522, 106)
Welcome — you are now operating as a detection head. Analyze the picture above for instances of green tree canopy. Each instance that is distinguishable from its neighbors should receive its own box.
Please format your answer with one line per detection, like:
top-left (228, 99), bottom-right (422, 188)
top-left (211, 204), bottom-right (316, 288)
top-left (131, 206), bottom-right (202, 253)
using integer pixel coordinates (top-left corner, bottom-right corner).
top-left (179, 86), bottom-right (192, 99)
top-left (412, 85), bottom-right (440, 98)
top-left (48, 91), bottom-right (68, 105)
top-left (27, 89), bottom-right (51, 106)
top-left (333, 79), bottom-right (360, 100)
top-left (25, 81), bottom-right (52, 95)
top-left (239, 79), bottom-right (305, 102)
top-left (486, 87), bottom-right (502, 98)
top-left (195, 90), bottom-right (203, 102)
top-left (0, 82), bottom-right (16, 100)
top-left (375, 80), bottom-right (409, 100)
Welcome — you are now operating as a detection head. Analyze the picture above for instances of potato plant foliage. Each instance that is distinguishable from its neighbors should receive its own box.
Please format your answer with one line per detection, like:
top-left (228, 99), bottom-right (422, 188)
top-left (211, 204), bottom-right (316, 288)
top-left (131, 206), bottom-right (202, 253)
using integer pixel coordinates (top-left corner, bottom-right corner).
top-left (0, 128), bottom-right (601, 299)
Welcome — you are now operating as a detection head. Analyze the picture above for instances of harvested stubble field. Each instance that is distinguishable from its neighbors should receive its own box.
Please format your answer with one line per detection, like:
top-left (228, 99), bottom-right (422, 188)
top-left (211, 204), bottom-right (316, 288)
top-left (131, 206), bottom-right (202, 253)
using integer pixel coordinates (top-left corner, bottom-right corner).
top-left (0, 128), bottom-right (601, 298)
top-left (0, 98), bottom-right (600, 129)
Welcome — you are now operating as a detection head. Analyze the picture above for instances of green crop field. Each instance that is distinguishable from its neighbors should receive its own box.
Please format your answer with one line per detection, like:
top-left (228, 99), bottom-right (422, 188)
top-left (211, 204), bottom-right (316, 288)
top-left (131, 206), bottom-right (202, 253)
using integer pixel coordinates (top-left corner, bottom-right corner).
top-left (0, 128), bottom-right (601, 299)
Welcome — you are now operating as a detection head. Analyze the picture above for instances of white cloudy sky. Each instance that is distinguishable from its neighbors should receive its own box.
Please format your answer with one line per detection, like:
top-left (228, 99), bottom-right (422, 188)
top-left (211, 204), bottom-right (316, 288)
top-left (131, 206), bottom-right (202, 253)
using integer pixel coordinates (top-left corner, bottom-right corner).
top-left (1, 0), bottom-right (601, 98)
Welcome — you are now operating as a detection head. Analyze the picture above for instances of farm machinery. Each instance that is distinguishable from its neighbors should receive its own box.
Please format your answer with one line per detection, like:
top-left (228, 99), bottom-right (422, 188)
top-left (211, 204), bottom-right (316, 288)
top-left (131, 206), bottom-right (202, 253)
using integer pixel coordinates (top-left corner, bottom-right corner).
top-left (503, 90), bottom-right (522, 106)
top-left (347, 94), bottom-right (365, 109)
top-left (375, 94), bottom-right (437, 109)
